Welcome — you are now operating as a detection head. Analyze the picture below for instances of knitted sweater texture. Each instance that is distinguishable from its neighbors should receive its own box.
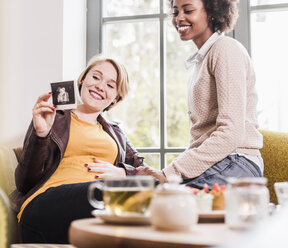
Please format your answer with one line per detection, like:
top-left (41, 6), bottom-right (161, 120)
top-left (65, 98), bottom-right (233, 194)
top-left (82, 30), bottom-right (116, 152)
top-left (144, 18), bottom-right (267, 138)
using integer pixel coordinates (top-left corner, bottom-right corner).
top-left (163, 36), bottom-right (263, 179)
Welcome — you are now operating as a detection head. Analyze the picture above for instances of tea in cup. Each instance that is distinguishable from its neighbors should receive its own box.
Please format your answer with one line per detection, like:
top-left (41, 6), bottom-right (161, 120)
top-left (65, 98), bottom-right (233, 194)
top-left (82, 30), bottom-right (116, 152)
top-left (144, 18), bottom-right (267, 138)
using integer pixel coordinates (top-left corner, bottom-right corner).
top-left (88, 176), bottom-right (154, 216)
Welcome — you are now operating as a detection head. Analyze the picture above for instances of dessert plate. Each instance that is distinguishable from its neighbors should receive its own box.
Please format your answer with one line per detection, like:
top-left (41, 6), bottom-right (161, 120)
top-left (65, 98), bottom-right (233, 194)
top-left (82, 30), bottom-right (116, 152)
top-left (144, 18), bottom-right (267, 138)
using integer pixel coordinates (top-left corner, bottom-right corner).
top-left (91, 210), bottom-right (151, 225)
top-left (198, 210), bottom-right (225, 223)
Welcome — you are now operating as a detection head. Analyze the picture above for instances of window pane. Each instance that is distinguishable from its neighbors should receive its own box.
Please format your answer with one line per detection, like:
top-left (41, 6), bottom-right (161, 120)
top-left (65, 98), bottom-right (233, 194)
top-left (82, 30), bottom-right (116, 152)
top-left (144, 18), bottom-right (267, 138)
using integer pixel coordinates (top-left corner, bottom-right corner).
top-left (250, 0), bottom-right (288, 6)
top-left (250, 11), bottom-right (288, 132)
top-left (140, 153), bottom-right (160, 170)
top-left (164, 0), bottom-right (171, 14)
top-left (103, 0), bottom-right (159, 17)
top-left (103, 21), bottom-right (160, 148)
top-left (165, 153), bottom-right (180, 167)
top-left (165, 20), bottom-right (195, 148)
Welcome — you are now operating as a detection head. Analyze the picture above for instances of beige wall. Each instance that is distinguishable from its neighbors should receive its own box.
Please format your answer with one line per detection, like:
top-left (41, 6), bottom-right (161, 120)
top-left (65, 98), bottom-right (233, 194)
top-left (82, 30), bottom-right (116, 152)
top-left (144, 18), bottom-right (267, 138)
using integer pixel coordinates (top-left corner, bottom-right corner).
top-left (0, 0), bottom-right (86, 148)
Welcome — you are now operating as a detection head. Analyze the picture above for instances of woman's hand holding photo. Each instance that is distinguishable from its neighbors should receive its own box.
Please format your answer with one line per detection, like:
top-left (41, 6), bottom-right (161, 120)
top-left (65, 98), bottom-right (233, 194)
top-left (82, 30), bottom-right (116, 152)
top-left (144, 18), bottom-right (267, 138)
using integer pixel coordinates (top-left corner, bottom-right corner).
top-left (32, 92), bottom-right (56, 137)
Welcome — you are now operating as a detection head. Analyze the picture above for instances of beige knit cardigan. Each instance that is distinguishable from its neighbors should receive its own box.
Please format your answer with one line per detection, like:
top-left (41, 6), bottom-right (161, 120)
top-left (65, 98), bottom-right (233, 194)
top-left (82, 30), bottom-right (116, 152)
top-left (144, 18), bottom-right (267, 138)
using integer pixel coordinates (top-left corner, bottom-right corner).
top-left (163, 36), bottom-right (263, 179)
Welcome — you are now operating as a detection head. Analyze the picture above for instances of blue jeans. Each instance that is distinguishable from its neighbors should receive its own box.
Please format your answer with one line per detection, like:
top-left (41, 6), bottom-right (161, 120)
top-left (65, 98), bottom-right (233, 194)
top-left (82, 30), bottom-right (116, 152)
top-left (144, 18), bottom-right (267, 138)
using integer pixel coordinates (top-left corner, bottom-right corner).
top-left (183, 154), bottom-right (263, 189)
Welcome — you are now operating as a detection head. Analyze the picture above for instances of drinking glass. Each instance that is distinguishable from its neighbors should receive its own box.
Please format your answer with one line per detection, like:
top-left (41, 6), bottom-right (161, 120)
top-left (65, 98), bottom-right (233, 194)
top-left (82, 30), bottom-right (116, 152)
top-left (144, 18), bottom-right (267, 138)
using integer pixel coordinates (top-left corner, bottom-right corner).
top-left (225, 177), bottom-right (269, 229)
top-left (274, 182), bottom-right (288, 206)
top-left (88, 176), bottom-right (154, 216)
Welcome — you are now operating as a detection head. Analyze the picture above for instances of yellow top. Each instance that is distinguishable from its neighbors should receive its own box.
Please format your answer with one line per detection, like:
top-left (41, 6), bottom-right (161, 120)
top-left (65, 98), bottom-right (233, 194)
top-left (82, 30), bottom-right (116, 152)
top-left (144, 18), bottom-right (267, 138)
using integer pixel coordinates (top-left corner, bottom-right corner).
top-left (17, 112), bottom-right (118, 221)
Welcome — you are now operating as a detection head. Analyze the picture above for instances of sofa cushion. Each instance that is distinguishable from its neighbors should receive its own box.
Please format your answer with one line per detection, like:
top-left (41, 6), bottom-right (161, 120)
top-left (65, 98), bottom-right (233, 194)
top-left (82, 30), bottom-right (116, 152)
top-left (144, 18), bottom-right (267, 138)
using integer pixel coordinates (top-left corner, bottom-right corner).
top-left (0, 145), bottom-right (18, 196)
top-left (0, 188), bottom-right (11, 248)
top-left (259, 129), bottom-right (288, 204)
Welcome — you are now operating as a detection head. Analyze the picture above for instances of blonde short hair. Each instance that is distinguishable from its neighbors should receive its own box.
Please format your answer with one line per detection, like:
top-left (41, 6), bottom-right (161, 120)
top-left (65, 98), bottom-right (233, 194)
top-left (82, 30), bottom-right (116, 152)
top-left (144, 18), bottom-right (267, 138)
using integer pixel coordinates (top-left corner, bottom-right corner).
top-left (77, 54), bottom-right (129, 111)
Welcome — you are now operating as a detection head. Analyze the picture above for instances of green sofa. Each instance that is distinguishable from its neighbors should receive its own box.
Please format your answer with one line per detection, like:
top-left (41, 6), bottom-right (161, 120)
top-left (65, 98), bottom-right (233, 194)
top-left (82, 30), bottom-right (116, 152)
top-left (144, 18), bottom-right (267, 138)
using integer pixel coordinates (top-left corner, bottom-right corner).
top-left (0, 146), bottom-right (75, 247)
top-left (259, 129), bottom-right (288, 204)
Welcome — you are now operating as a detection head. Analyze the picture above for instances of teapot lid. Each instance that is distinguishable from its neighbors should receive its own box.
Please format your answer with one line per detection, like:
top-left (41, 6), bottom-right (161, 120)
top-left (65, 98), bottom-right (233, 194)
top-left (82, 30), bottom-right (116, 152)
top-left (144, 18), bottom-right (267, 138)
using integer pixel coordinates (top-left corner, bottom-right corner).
top-left (156, 175), bottom-right (191, 195)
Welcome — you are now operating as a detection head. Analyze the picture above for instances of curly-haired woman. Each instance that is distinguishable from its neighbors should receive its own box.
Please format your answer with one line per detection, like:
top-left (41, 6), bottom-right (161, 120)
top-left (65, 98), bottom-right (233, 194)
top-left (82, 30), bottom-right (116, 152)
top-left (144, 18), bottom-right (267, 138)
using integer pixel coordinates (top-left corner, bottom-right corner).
top-left (136, 0), bottom-right (264, 188)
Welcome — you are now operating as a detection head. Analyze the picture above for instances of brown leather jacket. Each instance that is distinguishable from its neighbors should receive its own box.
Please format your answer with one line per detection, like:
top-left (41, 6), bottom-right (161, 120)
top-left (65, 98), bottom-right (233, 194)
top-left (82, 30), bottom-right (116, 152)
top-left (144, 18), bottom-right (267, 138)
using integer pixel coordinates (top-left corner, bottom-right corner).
top-left (11, 110), bottom-right (145, 212)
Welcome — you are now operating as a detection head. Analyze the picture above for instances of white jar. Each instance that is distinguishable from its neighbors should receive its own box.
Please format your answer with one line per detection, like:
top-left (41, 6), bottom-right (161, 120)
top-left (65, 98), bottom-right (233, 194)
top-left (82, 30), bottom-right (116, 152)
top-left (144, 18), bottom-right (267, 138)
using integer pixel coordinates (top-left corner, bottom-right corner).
top-left (150, 175), bottom-right (198, 230)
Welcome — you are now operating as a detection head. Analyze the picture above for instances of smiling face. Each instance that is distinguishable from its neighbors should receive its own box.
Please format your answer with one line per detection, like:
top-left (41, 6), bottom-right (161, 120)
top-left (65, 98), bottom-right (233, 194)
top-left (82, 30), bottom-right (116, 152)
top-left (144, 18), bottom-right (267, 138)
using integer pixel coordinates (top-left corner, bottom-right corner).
top-left (172, 0), bottom-right (213, 48)
top-left (80, 61), bottom-right (118, 114)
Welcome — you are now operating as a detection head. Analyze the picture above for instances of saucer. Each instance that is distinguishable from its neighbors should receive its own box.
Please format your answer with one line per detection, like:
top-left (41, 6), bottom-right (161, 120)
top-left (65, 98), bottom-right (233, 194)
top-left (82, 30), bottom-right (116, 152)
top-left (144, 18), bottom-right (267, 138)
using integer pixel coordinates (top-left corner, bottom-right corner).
top-left (91, 210), bottom-right (151, 225)
top-left (198, 210), bottom-right (225, 223)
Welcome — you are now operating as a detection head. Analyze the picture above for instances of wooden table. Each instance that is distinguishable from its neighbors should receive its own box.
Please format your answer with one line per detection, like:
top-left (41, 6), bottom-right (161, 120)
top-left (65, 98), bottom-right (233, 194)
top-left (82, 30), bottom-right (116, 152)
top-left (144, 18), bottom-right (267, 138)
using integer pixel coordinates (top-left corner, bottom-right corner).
top-left (69, 218), bottom-right (241, 248)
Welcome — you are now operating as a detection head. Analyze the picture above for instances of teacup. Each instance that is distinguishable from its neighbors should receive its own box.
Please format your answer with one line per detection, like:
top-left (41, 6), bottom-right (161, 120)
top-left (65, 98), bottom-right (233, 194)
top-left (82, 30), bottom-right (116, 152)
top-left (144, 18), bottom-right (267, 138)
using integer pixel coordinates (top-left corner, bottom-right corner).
top-left (274, 182), bottom-right (288, 206)
top-left (88, 176), bottom-right (154, 216)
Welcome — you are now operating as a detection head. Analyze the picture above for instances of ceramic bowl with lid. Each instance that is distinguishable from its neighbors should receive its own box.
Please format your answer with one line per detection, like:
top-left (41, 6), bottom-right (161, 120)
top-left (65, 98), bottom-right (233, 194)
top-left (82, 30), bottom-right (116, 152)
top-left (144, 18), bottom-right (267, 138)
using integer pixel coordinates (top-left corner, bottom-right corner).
top-left (150, 175), bottom-right (198, 230)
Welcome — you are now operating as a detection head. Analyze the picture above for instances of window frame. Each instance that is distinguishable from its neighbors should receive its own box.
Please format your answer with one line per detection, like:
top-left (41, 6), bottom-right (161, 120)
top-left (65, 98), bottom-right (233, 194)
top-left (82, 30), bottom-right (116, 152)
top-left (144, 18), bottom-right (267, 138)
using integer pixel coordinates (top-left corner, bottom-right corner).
top-left (234, 0), bottom-right (288, 54)
top-left (87, 0), bottom-right (288, 168)
top-left (87, 0), bottom-right (187, 169)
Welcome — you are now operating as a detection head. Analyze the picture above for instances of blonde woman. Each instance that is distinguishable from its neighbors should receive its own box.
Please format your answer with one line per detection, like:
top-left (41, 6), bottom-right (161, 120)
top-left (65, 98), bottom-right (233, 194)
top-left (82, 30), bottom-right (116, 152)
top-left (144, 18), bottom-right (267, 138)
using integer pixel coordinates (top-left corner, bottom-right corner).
top-left (13, 55), bottom-right (146, 243)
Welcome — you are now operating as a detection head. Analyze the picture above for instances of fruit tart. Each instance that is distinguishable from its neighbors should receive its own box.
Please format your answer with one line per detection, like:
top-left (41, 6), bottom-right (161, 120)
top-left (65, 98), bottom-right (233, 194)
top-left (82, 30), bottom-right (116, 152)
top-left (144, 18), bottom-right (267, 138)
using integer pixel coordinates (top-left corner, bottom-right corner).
top-left (189, 183), bottom-right (226, 211)
top-left (210, 183), bottom-right (226, 210)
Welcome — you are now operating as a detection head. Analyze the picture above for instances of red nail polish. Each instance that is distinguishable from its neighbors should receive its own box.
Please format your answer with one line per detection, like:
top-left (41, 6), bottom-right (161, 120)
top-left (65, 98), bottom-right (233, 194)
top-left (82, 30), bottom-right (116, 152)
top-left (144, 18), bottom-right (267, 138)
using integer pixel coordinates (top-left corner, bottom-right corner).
top-left (49, 92), bottom-right (52, 94)
top-left (88, 168), bottom-right (91, 171)
top-left (84, 164), bottom-right (88, 167)
top-left (53, 105), bottom-right (57, 108)
top-left (95, 175), bottom-right (99, 178)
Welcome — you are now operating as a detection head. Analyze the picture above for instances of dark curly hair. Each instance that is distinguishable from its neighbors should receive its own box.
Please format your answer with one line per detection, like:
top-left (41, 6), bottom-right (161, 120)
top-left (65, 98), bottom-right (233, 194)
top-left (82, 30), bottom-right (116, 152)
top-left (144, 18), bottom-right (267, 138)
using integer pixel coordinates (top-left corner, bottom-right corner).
top-left (168, 0), bottom-right (239, 33)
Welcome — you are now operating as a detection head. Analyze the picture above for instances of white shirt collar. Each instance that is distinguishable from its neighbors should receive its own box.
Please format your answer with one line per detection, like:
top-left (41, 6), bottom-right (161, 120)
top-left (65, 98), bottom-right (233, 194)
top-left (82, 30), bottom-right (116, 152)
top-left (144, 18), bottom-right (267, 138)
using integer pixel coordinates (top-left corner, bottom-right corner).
top-left (185, 32), bottom-right (224, 69)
